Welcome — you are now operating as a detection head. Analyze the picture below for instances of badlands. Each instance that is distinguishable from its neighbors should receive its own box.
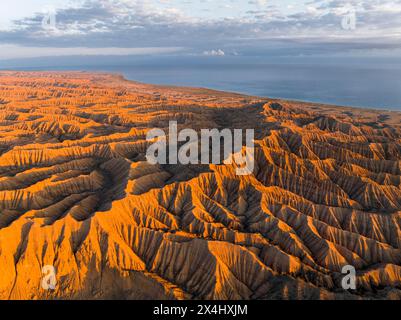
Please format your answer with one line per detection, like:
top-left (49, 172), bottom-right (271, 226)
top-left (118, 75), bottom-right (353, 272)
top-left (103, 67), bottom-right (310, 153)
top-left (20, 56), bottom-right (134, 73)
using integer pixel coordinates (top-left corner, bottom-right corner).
top-left (0, 71), bottom-right (400, 300)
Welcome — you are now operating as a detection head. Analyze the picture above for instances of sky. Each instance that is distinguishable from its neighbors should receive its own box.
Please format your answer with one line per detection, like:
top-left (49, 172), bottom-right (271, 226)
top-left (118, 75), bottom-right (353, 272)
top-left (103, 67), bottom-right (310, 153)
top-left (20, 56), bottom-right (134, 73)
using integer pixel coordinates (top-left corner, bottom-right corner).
top-left (0, 0), bottom-right (401, 60)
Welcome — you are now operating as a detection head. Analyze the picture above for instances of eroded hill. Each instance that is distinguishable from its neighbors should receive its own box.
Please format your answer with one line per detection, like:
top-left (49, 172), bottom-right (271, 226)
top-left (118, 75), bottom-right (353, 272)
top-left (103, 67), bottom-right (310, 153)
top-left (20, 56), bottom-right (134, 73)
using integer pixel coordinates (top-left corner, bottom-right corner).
top-left (0, 71), bottom-right (400, 300)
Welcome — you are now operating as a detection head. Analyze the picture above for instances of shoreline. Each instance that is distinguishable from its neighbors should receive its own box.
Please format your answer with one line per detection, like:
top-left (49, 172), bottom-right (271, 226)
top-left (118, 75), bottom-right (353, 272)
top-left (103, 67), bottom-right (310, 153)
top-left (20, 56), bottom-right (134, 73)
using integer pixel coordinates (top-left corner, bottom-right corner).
top-left (1, 69), bottom-right (401, 115)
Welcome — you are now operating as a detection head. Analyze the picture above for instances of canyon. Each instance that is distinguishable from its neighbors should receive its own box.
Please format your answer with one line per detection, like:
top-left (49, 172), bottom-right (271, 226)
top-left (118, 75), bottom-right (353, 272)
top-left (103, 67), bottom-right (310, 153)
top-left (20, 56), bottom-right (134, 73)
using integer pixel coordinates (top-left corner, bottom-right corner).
top-left (0, 71), bottom-right (400, 300)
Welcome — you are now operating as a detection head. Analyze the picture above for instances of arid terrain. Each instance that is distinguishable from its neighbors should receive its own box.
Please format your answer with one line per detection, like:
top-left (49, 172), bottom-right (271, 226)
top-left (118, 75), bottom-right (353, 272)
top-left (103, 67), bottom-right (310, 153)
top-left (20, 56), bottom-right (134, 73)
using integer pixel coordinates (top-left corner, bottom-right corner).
top-left (0, 71), bottom-right (400, 300)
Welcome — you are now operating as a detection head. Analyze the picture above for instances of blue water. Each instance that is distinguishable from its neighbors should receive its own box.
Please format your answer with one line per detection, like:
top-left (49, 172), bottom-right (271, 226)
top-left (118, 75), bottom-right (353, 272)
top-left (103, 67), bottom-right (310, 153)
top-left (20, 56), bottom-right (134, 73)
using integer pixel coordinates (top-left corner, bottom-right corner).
top-left (3, 56), bottom-right (401, 110)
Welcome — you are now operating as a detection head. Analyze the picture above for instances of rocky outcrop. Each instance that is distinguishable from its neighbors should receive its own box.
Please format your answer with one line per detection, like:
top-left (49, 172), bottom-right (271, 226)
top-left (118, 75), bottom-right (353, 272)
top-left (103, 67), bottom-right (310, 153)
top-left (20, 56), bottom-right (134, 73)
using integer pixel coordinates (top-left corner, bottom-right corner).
top-left (0, 71), bottom-right (400, 300)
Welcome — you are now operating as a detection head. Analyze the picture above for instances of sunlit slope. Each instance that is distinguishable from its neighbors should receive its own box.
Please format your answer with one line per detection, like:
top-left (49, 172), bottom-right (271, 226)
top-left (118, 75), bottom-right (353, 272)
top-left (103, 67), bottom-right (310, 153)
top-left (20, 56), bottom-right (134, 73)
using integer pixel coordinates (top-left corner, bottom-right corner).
top-left (0, 71), bottom-right (400, 300)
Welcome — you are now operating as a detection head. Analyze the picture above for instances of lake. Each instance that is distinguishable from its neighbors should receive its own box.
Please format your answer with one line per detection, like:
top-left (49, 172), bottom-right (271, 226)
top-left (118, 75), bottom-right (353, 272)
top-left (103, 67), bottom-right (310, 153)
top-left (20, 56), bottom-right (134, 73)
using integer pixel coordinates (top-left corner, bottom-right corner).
top-left (3, 55), bottom-right (401, 110)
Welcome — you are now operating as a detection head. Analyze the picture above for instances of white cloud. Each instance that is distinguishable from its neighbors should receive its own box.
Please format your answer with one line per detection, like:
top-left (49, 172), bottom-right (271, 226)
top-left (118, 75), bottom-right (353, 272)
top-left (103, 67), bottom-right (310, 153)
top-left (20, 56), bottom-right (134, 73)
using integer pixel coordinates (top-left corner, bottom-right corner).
top-left (0, 44), bottom-right (183, 60)
top-left (203, 49), bottom-right (225, 56)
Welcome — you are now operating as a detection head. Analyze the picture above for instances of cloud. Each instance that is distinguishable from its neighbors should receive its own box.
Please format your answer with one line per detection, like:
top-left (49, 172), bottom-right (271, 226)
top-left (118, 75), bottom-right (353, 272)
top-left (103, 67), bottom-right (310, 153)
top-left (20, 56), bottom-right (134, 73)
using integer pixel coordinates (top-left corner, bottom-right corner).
top-left (0, 44), bottom-right (183, 60)
top-left (0, 0), bottom-right (400, 59)
top-left (203, 49), bottom-right (225, 56)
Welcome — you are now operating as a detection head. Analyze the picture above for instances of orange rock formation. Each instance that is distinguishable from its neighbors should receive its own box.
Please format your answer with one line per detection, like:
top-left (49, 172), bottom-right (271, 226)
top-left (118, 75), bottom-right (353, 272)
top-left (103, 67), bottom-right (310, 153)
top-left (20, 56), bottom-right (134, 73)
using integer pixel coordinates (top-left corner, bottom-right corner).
top-left (0, 71), bottom-right (400, 300)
